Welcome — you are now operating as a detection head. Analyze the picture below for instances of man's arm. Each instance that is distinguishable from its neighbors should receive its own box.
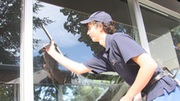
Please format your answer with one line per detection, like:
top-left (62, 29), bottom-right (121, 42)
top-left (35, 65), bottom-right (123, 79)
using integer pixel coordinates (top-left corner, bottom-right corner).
top-left (46, 41), bottom-right (92, 74)
top-left (120, 53), bottom-right (158, 101)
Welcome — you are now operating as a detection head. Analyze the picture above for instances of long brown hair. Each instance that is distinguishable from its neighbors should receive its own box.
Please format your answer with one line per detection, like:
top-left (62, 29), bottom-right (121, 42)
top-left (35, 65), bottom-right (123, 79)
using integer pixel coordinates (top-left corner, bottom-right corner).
top-left (89, 21), bottom-right (116, 34)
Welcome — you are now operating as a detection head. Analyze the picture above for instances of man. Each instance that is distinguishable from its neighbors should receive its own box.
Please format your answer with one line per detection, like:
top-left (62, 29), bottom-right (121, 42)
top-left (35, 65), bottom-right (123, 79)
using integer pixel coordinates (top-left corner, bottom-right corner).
top-left (46, 11), bottom-right (180, 101)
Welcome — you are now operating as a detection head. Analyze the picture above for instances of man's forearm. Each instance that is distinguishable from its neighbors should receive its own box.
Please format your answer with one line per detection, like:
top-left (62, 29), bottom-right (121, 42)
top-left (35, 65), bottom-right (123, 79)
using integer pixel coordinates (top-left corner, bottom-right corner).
top-left (48, 50), bottom-right (92, 74)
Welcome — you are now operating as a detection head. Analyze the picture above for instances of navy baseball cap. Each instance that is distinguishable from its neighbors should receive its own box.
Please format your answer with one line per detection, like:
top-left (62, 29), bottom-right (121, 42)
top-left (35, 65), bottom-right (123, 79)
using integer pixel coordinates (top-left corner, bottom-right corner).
top-left (80, 11), bottom-right (113, 24)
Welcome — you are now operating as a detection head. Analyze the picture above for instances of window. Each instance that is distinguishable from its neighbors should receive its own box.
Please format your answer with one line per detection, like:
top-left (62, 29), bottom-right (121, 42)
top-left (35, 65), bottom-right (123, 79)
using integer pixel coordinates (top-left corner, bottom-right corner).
top-left (140, 5), bottom-right (180, 69)
top-left (33, 0), bottom-right (140, 100)
top-left (0, 0), bottom-right (21, 100)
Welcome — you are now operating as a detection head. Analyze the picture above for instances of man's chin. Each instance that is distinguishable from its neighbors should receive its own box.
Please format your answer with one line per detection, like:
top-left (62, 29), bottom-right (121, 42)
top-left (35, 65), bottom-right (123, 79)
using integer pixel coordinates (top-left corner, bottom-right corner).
top-left (91, 39), bottom-right (97, 42)
top-left (90, 37), bottom-right (98, 42)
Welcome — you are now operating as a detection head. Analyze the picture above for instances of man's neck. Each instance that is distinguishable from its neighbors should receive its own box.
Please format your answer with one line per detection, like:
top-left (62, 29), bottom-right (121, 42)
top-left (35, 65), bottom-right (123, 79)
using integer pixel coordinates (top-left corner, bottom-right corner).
top-left (99, 34), bottom-right (107, 48)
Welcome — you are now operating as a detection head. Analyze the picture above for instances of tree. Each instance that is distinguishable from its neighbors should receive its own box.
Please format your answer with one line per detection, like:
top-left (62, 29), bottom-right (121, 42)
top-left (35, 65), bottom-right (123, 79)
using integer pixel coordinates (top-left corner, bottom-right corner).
top-left (60, 9), bottom-right (138, 54)
top-left (0, 0), bottom-right (53, 64)
top-left (0, 0), bottom-right (21, 64)
top-left (60, 9), bottom-right (104, 54)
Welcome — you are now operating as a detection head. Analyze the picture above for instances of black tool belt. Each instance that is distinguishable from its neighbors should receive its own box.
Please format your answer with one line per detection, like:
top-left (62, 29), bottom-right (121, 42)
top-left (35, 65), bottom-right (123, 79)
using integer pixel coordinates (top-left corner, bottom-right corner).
top-left (142, 67), bottom-right (174, 95)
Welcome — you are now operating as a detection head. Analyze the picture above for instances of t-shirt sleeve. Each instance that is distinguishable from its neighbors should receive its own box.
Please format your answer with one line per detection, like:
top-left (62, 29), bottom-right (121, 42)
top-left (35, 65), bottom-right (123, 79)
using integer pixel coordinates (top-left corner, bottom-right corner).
top-left (113, 34), bottom-right (146, 63)
top-left (83, 52), bottom-right (112, 74)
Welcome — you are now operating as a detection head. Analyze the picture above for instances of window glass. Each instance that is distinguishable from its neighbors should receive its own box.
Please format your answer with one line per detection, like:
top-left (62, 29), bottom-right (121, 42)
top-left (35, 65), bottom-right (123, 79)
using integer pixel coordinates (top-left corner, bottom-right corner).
top-left (140, 6), bottom-right (180, 70)
top-left (0, 0), bottom-right (21, 100)
top-left (0, 0), bottom-right (21, 65)
top-left (33, 0), bottom-right (138, 100)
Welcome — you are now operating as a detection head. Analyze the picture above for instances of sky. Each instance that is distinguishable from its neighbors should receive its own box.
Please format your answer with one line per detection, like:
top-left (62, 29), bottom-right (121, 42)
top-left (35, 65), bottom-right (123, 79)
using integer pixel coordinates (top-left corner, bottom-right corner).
top-left (33, 1), bottom-right (93, 70)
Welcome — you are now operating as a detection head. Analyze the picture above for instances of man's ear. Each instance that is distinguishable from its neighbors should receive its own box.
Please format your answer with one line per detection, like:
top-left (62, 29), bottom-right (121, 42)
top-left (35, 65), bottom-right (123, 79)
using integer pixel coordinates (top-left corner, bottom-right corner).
top-left (99, 24), bottom-right (104, 32)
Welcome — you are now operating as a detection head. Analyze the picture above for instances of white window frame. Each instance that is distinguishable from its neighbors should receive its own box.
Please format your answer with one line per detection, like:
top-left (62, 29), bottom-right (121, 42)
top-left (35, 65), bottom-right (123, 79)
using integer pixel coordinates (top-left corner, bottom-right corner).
top-left (20, 0), bottom-right (34, 101)
top-left (138, 0), bottom-right (180, 20)
top-left (127, 0), bottom-right (151, 54)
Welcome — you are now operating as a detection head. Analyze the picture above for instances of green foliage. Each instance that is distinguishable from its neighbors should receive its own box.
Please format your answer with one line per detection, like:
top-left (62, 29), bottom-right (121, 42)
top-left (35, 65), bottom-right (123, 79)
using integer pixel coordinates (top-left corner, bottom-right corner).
top-left (0, 84), bottom-right (17, 101)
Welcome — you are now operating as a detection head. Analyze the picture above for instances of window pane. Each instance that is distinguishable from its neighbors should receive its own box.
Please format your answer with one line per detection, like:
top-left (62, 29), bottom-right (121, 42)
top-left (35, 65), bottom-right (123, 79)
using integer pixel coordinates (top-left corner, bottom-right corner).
top-left (140, 6), bottom-right (180, 69)
top-left (0, 0), bottom-right (21, 100)
top-left (33, 0), bottom-right (137, 100)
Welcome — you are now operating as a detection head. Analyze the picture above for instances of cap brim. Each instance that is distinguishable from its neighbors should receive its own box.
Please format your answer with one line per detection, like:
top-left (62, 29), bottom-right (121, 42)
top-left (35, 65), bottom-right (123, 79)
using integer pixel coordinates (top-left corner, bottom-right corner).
top-left (80, 19), bottom-right (92, 24)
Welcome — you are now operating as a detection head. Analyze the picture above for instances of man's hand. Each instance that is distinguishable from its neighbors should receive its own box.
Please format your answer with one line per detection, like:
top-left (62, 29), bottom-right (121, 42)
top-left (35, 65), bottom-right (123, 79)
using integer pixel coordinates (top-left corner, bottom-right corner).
top-left (120, 93), bottom-right (143, 101)
top-left (120, 94), bottom-right (133, 101)
top-left (46, 40), bottom-right (56, 54)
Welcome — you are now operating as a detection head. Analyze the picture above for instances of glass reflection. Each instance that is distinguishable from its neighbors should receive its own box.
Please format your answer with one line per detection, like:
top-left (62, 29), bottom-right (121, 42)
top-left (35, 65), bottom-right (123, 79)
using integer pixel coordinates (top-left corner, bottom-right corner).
top-left (0, 0), bottom-right (21, 100)
top-left (140, 6), bottom-right (180, 69)
top-left (0, 0), bottom-right (21, 65)
top-left (171, 25), bottom-right (180, 64)
top-left (33, 0), bottom-right (137, 100)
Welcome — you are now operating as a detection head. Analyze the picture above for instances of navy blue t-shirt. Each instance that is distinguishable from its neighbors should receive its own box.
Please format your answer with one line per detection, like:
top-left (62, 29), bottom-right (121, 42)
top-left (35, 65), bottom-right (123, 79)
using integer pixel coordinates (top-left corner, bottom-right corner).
top-left (83, 32), bottom-right (177, 101)
top-left (84, 33), bottom-right (145, 85)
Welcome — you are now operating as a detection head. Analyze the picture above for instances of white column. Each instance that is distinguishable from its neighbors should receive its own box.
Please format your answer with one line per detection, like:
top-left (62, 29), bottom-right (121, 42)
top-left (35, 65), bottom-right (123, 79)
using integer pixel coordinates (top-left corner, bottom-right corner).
top-left (127, 0), bottom-right (151, 54)
top-left (20, 0), bottom-right (34, 101)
